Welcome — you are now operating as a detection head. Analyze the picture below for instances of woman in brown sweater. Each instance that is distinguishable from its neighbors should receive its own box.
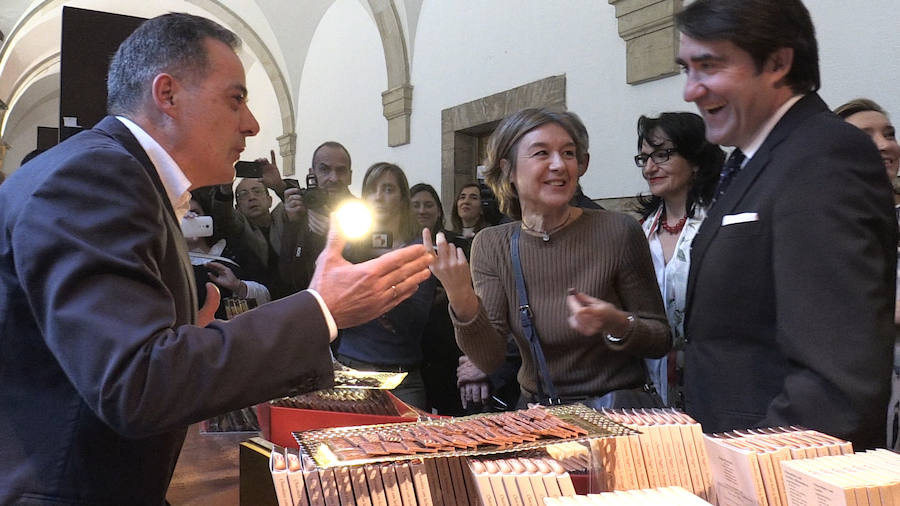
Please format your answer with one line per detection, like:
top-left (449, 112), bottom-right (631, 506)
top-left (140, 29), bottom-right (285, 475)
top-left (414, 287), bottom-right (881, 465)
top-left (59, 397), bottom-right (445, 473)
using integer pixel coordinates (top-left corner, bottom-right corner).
top-left (425, 107), bottom-right (670, 407)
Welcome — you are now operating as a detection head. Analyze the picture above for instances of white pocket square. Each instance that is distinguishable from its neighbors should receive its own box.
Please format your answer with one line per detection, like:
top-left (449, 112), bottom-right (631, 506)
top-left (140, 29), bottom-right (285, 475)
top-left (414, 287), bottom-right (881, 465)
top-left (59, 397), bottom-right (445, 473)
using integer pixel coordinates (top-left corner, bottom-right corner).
top-left (722, 212), bottom-right (759, 226)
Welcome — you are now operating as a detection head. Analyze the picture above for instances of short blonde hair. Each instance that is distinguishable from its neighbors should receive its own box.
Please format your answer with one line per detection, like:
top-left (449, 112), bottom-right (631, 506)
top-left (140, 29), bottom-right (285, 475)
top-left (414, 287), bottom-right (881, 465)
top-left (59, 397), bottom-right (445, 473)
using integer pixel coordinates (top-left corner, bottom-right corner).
top-left (482, 108), bottom-right (585, 220)
top-left (834, 98), bottom-right (888, 119)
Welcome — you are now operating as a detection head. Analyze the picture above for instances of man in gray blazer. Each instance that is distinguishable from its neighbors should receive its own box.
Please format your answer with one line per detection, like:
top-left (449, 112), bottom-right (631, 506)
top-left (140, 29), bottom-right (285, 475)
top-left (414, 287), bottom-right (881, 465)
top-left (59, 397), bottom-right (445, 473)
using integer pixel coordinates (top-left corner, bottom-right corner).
top-left (676, 0), bottom-right (896, 449)
top-left (0, 13), bottom-right (432, 505)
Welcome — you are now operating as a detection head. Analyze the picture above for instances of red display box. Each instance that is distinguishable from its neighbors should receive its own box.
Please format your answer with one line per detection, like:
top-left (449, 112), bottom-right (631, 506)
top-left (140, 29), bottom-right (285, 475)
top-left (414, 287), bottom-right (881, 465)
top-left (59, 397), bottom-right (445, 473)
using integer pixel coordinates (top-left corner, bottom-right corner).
top-left (257, 392), bottom-right (420, 448)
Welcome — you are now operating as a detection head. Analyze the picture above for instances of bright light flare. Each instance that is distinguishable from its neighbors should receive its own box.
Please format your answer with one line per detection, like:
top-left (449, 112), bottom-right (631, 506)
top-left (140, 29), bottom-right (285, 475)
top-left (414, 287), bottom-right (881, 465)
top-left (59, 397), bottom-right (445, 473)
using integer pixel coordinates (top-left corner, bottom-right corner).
top-left (334, 201), bottom-right (372, 239)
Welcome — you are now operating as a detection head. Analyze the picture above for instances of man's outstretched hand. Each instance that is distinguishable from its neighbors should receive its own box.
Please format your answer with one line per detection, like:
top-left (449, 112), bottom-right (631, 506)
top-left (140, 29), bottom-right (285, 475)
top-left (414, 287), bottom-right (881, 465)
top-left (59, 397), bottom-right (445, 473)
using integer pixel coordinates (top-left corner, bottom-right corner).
top-left (309, 215), bottom-right (433, 332)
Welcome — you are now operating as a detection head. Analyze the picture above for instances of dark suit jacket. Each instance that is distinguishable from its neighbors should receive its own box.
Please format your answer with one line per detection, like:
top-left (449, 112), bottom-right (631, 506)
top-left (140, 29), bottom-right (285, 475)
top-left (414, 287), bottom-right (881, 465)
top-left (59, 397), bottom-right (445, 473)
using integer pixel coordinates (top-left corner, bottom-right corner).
top-left (683, 94), bottom-right (897, 449)
top-left (0, 116), bottom-right (334, 505)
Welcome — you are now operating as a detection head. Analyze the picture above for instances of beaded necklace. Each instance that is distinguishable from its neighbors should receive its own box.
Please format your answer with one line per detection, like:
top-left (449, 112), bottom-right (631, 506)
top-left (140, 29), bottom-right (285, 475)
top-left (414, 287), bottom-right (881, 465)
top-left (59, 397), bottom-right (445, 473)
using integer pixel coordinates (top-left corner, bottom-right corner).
top-left (660, 208), bottom-right (687, 234)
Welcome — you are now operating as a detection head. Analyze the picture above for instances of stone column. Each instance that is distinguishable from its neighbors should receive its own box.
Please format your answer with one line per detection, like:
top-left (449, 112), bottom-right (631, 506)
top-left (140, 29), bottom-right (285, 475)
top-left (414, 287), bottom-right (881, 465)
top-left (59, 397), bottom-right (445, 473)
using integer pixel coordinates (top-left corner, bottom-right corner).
top-left (382, 84), bottom-right (413, 147)
top-left (608, 0), bottom-right (683, 84)
top-left (277, 132), bottom-right (297, 177)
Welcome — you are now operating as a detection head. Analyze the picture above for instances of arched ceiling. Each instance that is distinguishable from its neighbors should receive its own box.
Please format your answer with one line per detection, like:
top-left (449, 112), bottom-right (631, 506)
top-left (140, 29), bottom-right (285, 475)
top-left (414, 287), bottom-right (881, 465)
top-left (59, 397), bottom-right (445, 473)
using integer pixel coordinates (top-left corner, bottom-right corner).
top-left (0, 0), bottom-right (421, 171)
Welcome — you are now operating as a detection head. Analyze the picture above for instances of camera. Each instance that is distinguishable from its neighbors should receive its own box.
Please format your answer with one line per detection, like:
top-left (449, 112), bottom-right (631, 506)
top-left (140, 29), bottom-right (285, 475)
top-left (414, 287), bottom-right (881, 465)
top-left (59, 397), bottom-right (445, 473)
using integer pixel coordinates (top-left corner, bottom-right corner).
top-left (180, 216), bottom-right (213, 238)
top-left (371, 232), bottom-right (393, 249)
top-left (299, 173), bottom-right (330, 211)
top-left (234, 160), bottom-right (264, 178)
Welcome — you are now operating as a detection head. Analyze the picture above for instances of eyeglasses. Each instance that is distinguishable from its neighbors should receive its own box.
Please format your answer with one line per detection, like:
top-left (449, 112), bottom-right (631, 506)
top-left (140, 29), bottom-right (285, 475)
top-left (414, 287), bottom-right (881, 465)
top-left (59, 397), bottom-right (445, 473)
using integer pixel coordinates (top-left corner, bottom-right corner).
top-left (634, 148), bottom-right (678, 168)
top-left (235, 187), bottom-right (268, 201)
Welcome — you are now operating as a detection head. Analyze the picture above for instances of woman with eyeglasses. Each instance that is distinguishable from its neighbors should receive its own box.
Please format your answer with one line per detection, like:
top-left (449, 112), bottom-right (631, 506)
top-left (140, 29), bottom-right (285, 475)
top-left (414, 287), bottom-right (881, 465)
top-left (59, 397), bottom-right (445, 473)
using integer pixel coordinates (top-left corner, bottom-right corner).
top-left (633, 112), bottom-right (724, 407)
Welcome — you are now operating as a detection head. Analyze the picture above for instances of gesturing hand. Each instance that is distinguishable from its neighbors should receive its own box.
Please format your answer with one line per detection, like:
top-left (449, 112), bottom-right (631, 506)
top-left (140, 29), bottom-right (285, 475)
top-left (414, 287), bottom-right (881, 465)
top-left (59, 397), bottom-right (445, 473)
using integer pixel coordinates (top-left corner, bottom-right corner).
top-left (422, 229), bottom-right (479, 321)
top-left (309, 215), bottom-right (433, 332)
top-left (258, 150), bottom-right (284, 191)
top-left (205, 261), bottom-right (244, 296)
top-left (566, 289), bottom-right (630, 337)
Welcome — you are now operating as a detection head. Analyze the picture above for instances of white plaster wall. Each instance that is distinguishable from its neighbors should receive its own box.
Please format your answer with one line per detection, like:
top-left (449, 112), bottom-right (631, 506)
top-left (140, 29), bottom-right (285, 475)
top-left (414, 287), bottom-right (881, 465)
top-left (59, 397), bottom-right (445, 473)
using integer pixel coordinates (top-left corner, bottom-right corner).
top-left (812, 1), bottom-right (900, 121)
top-left (2, 87), bottom-right (57, 173)
top-left (296, 0), bottom-right (388, 195)
top-left (347, 0), bottom-right (899, 200)
top-left (4, 0), bottom-right (899, 199)
top-left (243, 57), bottom-right (283, 168)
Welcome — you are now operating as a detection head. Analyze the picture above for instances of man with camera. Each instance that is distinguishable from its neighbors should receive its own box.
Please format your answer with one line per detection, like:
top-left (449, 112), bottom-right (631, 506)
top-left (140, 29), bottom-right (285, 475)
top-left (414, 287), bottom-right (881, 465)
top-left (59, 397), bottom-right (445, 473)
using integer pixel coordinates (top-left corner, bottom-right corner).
top-left (205, 151), bottom-right (294, 298)
top-left (280, 141), bottom-right (357, 291)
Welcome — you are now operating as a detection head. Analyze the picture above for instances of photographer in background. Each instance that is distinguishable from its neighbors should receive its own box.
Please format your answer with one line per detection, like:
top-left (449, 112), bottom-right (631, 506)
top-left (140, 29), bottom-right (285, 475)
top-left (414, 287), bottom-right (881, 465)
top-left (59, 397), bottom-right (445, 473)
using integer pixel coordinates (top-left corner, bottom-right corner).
top-left (281, 141), bottom-right (356, 291)
top-left (204, 153), bottom-right (294, 299)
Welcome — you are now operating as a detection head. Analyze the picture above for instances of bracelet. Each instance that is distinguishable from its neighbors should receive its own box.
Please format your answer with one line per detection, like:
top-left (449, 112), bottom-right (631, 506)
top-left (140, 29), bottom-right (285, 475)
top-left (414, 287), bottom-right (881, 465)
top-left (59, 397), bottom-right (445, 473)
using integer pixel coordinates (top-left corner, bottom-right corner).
top-left (606, 313), bottom-right (635, 343)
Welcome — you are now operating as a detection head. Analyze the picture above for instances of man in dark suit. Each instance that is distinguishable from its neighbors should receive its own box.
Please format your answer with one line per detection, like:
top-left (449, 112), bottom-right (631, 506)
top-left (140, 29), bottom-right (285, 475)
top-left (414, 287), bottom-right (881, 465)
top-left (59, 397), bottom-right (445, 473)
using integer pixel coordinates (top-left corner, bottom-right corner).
top-left (676, 0), bottom-right (896, 449)
top-left (0, 13), bottom-right (432, 505)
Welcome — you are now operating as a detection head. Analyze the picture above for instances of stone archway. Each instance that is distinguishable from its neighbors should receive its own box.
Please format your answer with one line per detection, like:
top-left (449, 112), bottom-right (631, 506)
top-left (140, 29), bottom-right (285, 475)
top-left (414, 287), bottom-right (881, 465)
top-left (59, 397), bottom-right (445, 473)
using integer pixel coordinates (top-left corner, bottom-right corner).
top-left (0, 0), bottom-right (300, 173)
top-left (368, 0), bottom-right (412, 147)
top-left (188, 0), bottom-right (299, 173)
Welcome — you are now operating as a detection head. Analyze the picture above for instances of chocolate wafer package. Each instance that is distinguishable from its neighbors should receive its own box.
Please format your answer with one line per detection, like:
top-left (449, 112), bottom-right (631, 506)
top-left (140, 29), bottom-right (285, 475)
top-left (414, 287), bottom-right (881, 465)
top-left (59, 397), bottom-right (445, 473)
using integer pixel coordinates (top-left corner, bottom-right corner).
top-left (276, 405), bottom-right (634, 505)
top-left (285, 448), bottom-right (309, 506)
top-left (270, 446), bottom-right (294, 506)
top-left (295, 404), bottom-right (629, 468)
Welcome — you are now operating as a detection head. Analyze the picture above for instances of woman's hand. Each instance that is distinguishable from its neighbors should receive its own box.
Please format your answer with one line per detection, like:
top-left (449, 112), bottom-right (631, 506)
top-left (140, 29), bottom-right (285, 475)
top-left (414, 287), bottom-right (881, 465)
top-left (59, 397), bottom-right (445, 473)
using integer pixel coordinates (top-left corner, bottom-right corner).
top-left (456, 355), bottom-right (488, 384)
top-left (566, 289), bottom-right (631, 337)
top-left (422, 228), bottom-right (479, 321)
top-left (457, 356), bottom-right (491, 409)
top-left (205, 261), bottom-right (246, 297)
top-left (459, 381), bottom-right (491, 409)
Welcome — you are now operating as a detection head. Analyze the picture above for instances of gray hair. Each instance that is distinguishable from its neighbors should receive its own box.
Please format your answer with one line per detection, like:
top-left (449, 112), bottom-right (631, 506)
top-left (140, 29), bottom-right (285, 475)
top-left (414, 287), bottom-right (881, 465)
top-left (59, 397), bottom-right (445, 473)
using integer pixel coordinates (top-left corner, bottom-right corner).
top-left (482, 108), bottom-right (585, 220)
top-left (106, 13), bottom-right (239, 116)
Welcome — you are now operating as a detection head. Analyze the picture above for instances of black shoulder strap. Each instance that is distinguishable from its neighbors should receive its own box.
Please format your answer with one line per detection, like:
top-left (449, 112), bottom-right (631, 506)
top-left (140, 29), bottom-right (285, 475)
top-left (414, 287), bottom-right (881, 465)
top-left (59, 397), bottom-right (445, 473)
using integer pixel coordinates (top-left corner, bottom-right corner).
top-left (511, 227), bottom-right (559, 404)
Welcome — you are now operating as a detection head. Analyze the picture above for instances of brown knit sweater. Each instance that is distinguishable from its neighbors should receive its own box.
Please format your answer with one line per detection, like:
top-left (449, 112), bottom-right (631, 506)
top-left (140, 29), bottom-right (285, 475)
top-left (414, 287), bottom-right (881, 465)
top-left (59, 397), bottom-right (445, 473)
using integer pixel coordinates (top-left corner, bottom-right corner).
top-left (452, 209), bottom-right (670, 401)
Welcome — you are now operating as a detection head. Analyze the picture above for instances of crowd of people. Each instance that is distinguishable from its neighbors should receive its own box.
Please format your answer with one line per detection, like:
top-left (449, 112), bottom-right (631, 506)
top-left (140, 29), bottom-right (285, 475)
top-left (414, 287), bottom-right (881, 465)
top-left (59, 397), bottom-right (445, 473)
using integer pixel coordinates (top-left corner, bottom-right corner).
top-left (0, 0), bottom-right (898, 503)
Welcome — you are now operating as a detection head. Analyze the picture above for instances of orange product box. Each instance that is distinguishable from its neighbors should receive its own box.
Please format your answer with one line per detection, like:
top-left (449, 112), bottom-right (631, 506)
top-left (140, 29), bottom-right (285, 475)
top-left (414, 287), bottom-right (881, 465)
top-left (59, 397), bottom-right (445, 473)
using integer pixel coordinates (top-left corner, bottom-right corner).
top-left (257, 392), bottom-right (420, 448)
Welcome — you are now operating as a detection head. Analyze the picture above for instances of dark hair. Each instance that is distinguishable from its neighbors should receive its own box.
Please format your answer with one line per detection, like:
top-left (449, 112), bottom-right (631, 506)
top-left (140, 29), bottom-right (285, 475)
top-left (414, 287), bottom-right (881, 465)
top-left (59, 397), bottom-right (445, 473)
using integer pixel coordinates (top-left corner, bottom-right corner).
top-left (483, 108), bottom-right (586, 220)
top-left (20, 148), bottom-right (45, 166)
top-left (409, 183), bottom-right (446, 234)
top-left (107, 13), bottom-right (239, 115)
top-left (361, 162), bottom-right (419, 244)
top-left (450, 183), bottom-right (486, 234)
top-left (311, 141), bottom-right (352, 170)
top-left (633, 112), bottom-right (725, 219)
top-left (675, 0), bottom-right (819, 94)
top-left (834, 98), bottom-right (889, 120)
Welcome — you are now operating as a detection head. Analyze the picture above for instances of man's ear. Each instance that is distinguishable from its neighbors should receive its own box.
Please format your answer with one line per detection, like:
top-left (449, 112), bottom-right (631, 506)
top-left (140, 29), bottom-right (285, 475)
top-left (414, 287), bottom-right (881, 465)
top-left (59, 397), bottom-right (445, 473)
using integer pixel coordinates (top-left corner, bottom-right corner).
top-left (767, 47), bottom-right (794, 86)
top-left (151, 73), bottom-right (178, 115)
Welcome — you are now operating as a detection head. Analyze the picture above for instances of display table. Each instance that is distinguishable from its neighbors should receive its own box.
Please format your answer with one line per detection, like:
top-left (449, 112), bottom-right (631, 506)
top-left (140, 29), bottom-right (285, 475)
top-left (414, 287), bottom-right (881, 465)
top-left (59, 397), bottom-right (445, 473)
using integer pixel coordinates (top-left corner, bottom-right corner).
top-left (167, 423), bottom-right (255, 505)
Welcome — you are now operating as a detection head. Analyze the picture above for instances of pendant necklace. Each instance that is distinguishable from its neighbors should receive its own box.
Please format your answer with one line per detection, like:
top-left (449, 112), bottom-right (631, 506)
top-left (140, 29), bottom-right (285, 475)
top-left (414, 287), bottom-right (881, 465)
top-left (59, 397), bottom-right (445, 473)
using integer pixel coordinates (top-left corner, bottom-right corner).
top-left (522, 208), bottom-right (572, 242)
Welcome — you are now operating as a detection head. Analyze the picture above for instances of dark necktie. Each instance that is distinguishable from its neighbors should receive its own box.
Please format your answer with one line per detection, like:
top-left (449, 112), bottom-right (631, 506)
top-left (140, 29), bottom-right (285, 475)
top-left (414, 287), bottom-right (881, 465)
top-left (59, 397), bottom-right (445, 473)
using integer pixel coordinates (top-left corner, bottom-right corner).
top-left (712, 149), bottom-right (746, 205)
